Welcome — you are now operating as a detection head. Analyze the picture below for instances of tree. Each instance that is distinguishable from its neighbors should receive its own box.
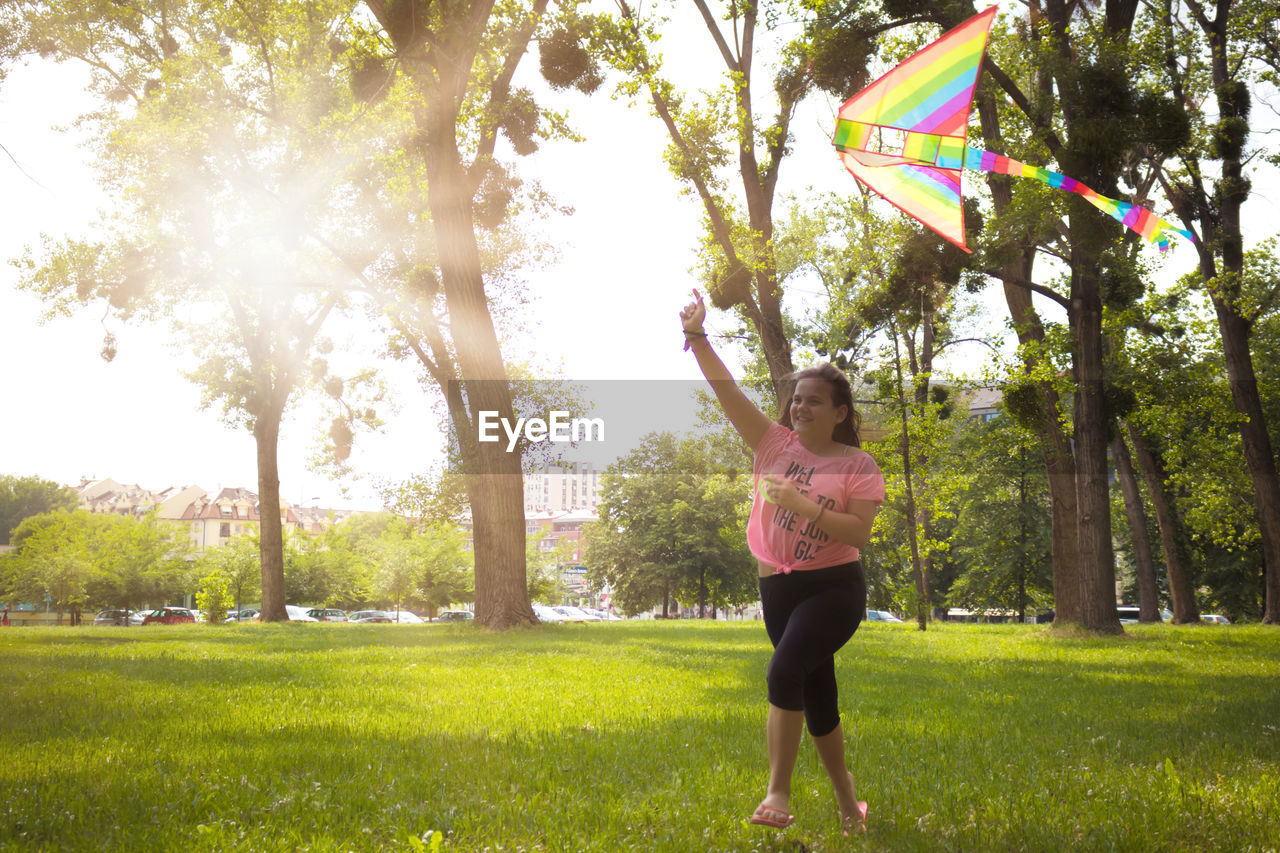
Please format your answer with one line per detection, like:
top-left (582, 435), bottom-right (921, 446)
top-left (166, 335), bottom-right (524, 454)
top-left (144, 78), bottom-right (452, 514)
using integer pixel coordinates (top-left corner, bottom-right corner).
top-left (1116, 285), bottom-right (1253, 621)
top-left (413, 524), bottom-right (473, 618)
top-left (585, 431), bottom-right (755, 618)
top-left (356, 516), bottom-right (473, 619)
top-left (9, 509), bottom-right (191, 622)
top-left (527, 528), bottom-right (570, 605)
top-left (597, 1), bottom-right (935, 403)
top-left (974, 15), bottom-right (1084, 624)
top-left (197, 536), bottom-right (261, 620)
top-left (9, 511), bottom-right (97, 624)
top-left (947, 413), bottom-right (1053, 621)
top-left (962, 0), bottom-right (1197, 631)
top-left (8, 1), bottom-right (386, 621)
top-left (357, 0), bottom-right (602, 627)
top-left (366, 541), bottom-right (418, 620)
top-left (1156, 0), bottom-right (1280, 621)
top-left (195, 570), bottom-right (233, 624)
top-left (0, 474), bottom-right (78, 546)
top-left (90, 512), bottom-right (191, 618)
top-left (1110, 433), bottom-right (1162, 622)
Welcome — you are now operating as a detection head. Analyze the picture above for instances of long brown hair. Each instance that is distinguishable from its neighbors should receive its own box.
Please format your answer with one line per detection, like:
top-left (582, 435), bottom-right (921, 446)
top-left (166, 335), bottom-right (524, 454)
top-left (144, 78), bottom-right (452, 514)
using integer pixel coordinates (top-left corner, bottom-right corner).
top-left (777, 363), bottom-right (862, 447)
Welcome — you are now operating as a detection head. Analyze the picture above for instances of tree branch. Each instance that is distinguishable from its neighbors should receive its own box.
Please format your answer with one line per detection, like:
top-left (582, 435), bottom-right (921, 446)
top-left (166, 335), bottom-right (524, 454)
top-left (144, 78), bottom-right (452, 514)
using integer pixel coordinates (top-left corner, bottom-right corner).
top-left (690, 0), bottom-right (740, 72)
top-left (982, 270), bottom-right (1071, 309)
top-left (468, 0), bottom-right (552, 191)
top-left (614, 0), bottom-right (746, 280)
top-left (983, 56), bottom-right (1066, 162)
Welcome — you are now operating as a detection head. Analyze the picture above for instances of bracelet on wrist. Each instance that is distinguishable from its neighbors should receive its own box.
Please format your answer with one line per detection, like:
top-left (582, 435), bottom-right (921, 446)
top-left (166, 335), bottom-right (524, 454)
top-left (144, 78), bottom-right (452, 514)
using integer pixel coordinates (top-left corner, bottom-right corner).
top-left (812, 504), bottom-right (826, 524)
top-left (682, 331), bottom-right (709, 352)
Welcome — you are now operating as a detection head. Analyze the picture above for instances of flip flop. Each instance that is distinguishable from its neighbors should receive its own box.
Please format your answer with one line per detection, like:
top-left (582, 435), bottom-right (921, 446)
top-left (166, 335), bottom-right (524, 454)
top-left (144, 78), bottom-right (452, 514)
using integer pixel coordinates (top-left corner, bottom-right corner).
top-left (749, 802), bottom-right (795, 828)
top-left (843, 801), bottom-right (869, 835)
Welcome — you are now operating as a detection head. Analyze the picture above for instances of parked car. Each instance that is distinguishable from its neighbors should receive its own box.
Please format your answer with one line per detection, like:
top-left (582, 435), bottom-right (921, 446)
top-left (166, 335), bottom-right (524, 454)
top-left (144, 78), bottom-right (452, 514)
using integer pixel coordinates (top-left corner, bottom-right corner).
top-left (865, 610), bottom-right (903, 623)
top-left (93, 609), bottom-right (131, 626)
top-left (1201, 613), bottom-right (1231, 624)
top-left (532, 604), bottom-right (565, 623)
top-left (141, 607), bottom-right (196, 625)
top-left (579, 607), bottom-right (621, 622)
top-left (225, 609), bottom-right (260, 623)
top-left (387, 610), bottom-right (425, 624)
top-left (285, 605), bottom-right (318, 622)
top-left (305, 608), bottom-right (348, 622)
top-left (553, 606), bottom-right (600, 622)
top-left (349, 610), bottom-right (395, 623)
top-left (437, 610), bottom-right (473, 623)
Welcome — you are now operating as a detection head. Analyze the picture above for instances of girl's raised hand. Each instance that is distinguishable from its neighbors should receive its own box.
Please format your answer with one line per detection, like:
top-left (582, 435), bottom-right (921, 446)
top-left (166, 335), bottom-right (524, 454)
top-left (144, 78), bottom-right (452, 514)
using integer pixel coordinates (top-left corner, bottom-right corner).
top-left (680, 289), bottom-right (706, 334)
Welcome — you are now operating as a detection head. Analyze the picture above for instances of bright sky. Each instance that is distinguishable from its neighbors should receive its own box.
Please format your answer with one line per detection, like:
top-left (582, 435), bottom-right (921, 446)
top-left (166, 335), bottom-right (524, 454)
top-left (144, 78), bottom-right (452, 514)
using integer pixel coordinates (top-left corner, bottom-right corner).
top-left (1, 5), bottom-right (1230, 510)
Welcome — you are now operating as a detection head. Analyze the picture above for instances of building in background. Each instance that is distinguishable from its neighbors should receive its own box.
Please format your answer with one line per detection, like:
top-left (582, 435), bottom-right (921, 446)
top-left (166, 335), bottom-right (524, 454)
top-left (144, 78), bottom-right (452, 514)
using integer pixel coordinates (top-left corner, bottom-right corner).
top-left (965, 387), bottom-right (1003, 422)
top-left (73, 478), bottom-right (161, 516)
top-left (524, 462), bottom-right (600, 513)
top-left (72, 478), bottom-right (355, 553)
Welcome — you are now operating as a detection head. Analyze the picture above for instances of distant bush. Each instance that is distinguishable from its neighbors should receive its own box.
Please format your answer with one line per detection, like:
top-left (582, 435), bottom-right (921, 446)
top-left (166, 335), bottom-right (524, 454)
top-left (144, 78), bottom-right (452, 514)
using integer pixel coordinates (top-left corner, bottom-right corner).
top-left (195, 571), bottom-right (232, 624)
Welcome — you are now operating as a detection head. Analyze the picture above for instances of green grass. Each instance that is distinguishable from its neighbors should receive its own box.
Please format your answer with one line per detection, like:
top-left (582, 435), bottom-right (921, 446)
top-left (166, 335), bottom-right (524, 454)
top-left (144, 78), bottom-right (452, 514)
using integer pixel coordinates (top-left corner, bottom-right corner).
top-left (1, 621), bottom-right (1278, 852)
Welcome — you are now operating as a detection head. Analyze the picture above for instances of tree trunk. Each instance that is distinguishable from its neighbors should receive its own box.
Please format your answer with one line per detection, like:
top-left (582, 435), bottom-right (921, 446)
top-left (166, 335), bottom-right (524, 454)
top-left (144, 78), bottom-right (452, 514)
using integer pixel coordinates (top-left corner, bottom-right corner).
top-left (1042, 0), bottom-right (1141, 635)
top-left (418, 94), bottom-right (532, 630)
top-left (1002, 279), bottom-right (1082, 624)
top-left (755, 279), bottom-right (795, 406)
top-left (1198, 1), bottom-right (1280, 624)
top-left (893, 327), bottom-right (927, 630)
top-left (1070, 261), bottom-right (1121, 634)
top-left (1214, 303), bottom-right (1280, 622)
top-left (1127, 423), bottom-right (1199, 624)
top-left (1017, 453), bottom-right (1029, 622)
top-left (976, 88), bottom-right (1082, 625)
top-left (255, 402), bottom-right (288, 622)
top-left (1161, 0), bottom-right (1278, 622)
top-left (914, 299), bottom-right (937, 618)
top-left (1112, 433), bottom-right (1161, 621)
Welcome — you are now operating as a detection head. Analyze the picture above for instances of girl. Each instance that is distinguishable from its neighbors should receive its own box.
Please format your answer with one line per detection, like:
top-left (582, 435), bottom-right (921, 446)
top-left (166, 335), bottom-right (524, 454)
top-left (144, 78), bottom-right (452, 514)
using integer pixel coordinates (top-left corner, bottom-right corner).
top-left (680, 290), bottom-right (884, 835)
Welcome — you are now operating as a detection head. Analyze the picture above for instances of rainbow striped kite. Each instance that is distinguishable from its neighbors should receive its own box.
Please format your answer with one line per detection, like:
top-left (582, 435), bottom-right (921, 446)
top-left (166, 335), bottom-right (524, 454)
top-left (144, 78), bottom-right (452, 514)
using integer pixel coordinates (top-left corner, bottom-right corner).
top-left (832, 5), bottom-right (1193, 252)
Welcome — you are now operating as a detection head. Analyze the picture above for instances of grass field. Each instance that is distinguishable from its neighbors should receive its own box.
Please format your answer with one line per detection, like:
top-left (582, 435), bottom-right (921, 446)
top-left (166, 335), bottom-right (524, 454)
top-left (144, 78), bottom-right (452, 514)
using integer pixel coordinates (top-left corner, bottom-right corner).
top-left (1, 620), bottom-right (1278, 852)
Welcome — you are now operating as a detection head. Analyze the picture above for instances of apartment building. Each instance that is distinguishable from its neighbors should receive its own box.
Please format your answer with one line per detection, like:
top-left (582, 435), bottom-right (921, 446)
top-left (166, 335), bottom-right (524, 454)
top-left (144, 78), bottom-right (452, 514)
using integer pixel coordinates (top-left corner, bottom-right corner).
top-left (524, 462), bottom-right (601, 513)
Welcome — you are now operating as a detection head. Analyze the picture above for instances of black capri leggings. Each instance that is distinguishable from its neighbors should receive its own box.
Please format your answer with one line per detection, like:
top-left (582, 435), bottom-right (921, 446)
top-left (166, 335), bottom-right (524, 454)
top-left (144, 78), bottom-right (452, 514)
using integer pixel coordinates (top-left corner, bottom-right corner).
top-left (759, 560), bottom-right (866, 737)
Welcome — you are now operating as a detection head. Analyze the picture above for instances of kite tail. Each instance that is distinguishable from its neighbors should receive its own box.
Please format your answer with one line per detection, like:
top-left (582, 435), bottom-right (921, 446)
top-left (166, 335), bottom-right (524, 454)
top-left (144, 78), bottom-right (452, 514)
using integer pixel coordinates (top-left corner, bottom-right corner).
top-left (955, 146), bottom-right (1195, 251)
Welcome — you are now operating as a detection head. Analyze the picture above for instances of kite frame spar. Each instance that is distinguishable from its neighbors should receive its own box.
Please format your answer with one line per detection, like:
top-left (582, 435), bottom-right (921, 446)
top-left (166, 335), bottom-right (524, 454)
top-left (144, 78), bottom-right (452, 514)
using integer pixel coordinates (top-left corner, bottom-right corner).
top-left (832, 5), bottom-right (1193, 253)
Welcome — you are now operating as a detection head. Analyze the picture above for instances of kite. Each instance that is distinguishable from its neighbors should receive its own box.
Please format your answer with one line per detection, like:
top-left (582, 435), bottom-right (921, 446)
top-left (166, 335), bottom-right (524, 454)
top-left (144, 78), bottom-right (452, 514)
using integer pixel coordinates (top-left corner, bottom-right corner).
top-left (832, 5), bottom-right (1193, 253)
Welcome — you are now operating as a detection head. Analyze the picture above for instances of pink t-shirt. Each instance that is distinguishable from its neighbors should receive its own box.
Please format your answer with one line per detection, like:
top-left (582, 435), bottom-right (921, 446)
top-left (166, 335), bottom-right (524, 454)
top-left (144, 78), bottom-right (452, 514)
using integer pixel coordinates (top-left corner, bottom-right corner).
top-left (747, 422), bottom-right (885, 574)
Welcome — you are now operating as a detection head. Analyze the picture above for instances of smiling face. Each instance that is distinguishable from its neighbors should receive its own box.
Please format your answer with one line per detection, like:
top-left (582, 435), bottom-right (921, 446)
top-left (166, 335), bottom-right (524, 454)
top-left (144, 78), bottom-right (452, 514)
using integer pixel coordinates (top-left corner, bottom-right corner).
top-left (789, 378), bottom-right (849, 441)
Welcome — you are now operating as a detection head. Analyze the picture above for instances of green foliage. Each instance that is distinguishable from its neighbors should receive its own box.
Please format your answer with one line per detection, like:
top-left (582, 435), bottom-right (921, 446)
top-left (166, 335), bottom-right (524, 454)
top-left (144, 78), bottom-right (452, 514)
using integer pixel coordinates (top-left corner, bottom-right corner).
top-left (8, 511), bottom-right (95, 618)
top-left (1001, 381), bottom-right (1046, 432)
top-left (805, 10), bottom-right (876, 98)
top-left (8, 510), bottom-right (190, 617)
top-left (585, 431), bottom-right (755, 616)
top-left (1118, 287), bottom-right (1257, 553)
top-left (526, 528), bottom-right (570, 604)
top-left (946, 416), bottom-right (1053, 616)
top-left (538, 16), bottom-right (604, 94)
top-left (195, 571), bottom-right (232, 624)
top-left (0, 475), bottom-right (79, 546)
top-left (196, 536), bottom-right (261, 615)
top-left (356, 517), bottom-right (473, 617)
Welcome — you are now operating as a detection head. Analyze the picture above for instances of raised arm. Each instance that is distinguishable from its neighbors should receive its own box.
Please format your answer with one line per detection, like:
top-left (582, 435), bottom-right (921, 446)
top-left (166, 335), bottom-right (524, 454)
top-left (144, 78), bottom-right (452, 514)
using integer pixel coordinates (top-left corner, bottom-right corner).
top-left (680, 290), bottom-right (774, 451)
